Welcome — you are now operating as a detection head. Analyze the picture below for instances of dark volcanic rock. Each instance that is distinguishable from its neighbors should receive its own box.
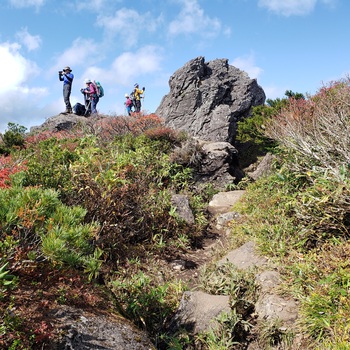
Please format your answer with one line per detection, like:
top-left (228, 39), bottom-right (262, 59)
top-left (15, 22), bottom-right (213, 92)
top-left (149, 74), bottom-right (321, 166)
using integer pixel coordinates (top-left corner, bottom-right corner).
top-left (30, 113), bottom-right (94, 133)
top-left (156, 56), bottom-right (266, 144)
top-left (51, 306), bottom-right (155, 350)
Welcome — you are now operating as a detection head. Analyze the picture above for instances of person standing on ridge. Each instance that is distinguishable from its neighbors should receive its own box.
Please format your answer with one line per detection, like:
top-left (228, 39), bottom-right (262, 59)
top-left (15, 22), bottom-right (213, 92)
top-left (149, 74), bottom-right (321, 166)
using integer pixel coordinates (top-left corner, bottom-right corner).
top-left (133, 83), bottom-right (145, 113)
top-left (80, 80), bottom-right (91, 115)
top-left (124, 94), bottom-right (133, 116)
top-left (58, 66), bottom-right (74, 114)
top-left (83, 79), bottom-right (99, 114)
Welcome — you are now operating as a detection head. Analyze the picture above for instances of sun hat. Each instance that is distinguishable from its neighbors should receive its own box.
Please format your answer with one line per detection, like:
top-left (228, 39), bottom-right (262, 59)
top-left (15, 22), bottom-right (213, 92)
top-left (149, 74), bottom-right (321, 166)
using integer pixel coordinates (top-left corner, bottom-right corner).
top-left (125, 94), bottom-right (129, 97)
top-left (84, 79), bottom-right (91, 84)
top-left (63, 66), bottom-right (72, 71)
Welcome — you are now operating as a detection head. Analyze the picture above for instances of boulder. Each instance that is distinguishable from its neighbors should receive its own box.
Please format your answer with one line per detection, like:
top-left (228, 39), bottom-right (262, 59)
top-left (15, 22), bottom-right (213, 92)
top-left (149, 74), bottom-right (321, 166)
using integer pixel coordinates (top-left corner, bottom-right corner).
top-left (49, 306), bottom-right (155, 350)
top-left (172, 138), bottom-right (244, 190)
top-left (156, 56), bottom-right (265, 144)
top-left (171, 194), bottom-right (195, 224)
top-left (168, 291), bottom-right (231, 335)
top-left (218, 241), bottom-right (267, 269)
top-left (207, 190), bottom-right (246, 215)
top-left (246, 152), bottom-right (275, 181)
top-left (29, 113), bottom-right (90, 133)
top-left (195, 140), bottom-right (244, 189)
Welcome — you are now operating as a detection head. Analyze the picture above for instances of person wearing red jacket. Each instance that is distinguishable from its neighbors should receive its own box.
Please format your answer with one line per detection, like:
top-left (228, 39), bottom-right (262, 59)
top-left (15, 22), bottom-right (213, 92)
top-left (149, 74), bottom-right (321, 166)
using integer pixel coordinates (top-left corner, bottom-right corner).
top-left (124, 94), bottom-right (133, 116)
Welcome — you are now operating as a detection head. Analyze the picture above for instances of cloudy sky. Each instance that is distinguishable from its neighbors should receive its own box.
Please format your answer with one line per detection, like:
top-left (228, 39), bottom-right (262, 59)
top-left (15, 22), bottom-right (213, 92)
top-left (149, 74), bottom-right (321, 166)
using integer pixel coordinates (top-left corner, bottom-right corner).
top-left (0, 0), bottom-right (348, 132)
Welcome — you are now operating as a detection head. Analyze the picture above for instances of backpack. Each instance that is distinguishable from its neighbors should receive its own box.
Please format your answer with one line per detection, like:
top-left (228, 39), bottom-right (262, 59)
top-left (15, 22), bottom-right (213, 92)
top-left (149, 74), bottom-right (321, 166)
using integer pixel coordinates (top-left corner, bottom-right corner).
top-left (73, 102), bottom-right (86, 116)
top-left (93, 80), bottom-right (104, 98)
top-left (129, 90), bottom-right (136, 107)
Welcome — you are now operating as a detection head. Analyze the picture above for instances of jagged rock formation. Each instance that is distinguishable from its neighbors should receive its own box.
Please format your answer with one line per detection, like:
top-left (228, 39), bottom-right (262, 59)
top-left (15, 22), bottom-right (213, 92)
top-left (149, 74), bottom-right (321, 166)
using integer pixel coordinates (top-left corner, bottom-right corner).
top-left (156, 56), bottom-right (266, 144)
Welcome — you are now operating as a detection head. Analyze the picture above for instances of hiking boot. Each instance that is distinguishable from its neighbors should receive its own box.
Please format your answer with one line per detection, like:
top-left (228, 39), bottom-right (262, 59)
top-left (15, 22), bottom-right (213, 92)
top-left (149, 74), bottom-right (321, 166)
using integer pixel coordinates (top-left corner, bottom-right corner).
top-left (60, 109), bottom-right (72, 115)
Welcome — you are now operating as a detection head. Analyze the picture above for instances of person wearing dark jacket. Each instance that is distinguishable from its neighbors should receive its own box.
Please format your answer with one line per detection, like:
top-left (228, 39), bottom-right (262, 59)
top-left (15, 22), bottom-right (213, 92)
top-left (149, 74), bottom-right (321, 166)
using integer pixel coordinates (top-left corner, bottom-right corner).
top-left (58, 66), bottom-right (74, 114)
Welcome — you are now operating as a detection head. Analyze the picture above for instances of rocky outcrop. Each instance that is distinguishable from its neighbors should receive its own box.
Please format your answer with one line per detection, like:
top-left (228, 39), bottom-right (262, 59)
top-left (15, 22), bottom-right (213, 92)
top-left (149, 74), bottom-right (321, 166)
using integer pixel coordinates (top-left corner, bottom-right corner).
top-left (50, 306), bottom-right (155, 350)
top-left (194, 141), bottom-right (244, 188)
top-left (29, 113), bottom-right (92, 133)
top-left (156, 56), bottom-right (266, 144)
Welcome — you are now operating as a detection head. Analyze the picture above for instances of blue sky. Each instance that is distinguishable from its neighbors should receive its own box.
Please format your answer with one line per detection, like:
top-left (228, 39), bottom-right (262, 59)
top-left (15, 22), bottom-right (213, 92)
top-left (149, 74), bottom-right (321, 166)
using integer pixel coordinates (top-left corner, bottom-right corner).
top-left (0, 0), bottom-right (347, 132)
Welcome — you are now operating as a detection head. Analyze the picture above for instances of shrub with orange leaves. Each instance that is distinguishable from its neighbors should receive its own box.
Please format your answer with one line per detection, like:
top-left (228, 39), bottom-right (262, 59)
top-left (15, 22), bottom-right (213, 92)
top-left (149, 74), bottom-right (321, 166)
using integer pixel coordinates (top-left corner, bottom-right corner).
top-left (92, 113), bottom-right (164, 141)
top-left (24, 129), bottom-right (81, 146)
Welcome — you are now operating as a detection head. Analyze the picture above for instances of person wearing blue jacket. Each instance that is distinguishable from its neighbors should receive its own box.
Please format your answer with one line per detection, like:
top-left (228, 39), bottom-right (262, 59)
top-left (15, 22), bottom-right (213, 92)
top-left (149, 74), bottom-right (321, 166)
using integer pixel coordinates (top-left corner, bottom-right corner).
top-left (59, 66), bottom-right (74, 114)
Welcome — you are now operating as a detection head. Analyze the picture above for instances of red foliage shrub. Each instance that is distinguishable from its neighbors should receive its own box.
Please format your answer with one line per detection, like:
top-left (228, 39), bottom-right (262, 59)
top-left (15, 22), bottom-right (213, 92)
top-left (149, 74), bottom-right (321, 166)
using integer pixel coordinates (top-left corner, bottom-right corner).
top-left (0, 155), bottom-right (27, 188)
top-left (24, 130), bottom-right (79, 146)
top-left (143, 126), bottom-right (179, 142)
top-left (93, 113), bottom-right (164, 141)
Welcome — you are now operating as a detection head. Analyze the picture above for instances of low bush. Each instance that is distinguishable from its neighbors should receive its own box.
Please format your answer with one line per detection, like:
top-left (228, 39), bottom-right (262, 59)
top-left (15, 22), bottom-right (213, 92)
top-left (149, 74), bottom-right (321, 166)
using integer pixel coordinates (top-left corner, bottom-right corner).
top-left (0, 186), bottom-right (99, 268)
top-left (265, 78), bottom-right (350, 182)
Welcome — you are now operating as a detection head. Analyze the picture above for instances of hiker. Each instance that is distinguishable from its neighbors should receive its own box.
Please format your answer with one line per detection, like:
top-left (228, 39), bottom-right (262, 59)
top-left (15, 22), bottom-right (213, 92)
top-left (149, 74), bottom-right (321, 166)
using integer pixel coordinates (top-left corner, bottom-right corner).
top-left (58, 66), bottom-right (74, 114)
top-left (83, 79), bottom-right (99, 114)
top-left (132, 83), bottom-right (145, 112)
top-left (124, 94), bottom-right (133, 116)
top-left (80, 80), bottom-right (92, 115)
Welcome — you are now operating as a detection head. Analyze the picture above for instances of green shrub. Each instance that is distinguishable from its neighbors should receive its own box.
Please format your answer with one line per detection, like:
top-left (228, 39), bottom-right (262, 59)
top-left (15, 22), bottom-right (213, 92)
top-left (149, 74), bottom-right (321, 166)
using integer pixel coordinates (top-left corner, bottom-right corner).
top-left (20, 137), bottom-right (79, 191)
top-left (0, 262), bottom-right (17, 298)
top-left (110, 269), bottom-right (185, 339)
top-left (236, 104), bottom-right (276, 150)
top-left (0, 123), bottom-right (27, 155)
top-left (0, 186), bottom-right (98, 268)
top-left (196, 310), bottom-right (252, 349)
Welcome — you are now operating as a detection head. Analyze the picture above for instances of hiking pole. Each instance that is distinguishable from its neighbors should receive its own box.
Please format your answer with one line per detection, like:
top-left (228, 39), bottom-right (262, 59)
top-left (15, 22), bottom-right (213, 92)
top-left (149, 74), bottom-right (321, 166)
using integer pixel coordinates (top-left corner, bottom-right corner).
top-left (84, 100), bottom-right (91, 116)
top-left (141, 91), bottom-right (145, 112)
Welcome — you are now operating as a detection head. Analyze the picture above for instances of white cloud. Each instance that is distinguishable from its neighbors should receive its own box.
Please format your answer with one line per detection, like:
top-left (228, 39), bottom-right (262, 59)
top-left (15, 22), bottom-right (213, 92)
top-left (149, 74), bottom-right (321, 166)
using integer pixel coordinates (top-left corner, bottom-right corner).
top-left (16, 28), bottom-right (42, 51)
top-left (0, 42), bottom-right (39, 92)
top-left (74, 0), bottom-right (121, 12)
top-left (75, 0), bottom-right (105, 11)
top-left (262, 85), bottom-right (287, 100)
top-left (49, 38), bottom-right (100, 77)
top-left (258, 0), bottom-right (316, 16)
top-left (258, 0), bottom-right (337, 16)
top-left (83, 45), bottom-right (164, 86)
top-left (168, 0), bottom-right (222, 38)
top-left (231, 54), bottom-right (263, 80)
top-left (9, 0), bottom-right (46, 10)
top-left (97, 8), bottom-right (161, 48)
top-left (0, 41), bottom-right (49, 132)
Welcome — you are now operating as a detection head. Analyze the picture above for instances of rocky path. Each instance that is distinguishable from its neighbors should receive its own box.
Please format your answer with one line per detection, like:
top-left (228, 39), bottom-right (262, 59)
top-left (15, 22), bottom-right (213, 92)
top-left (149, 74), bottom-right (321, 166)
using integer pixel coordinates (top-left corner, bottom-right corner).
top-left (169, 190), bottom-right (305, 350)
